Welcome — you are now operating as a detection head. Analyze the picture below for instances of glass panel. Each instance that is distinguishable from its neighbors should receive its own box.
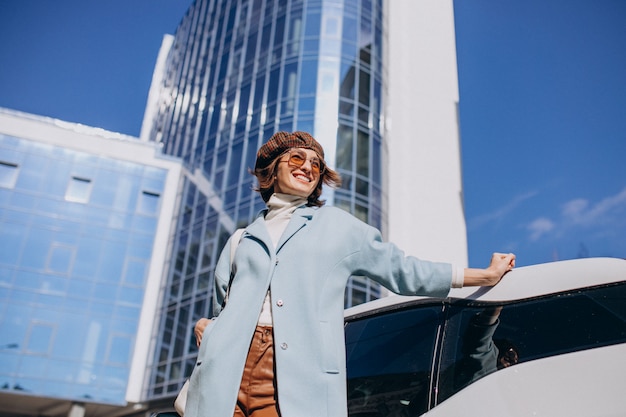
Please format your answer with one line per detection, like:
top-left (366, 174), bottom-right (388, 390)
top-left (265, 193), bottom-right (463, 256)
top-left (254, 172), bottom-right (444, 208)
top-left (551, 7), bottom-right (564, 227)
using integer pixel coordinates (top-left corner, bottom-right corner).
top-left (372, 138), bottom-right (381, 185)
top-left (21, 228), bottom-right (53, 270)
top-left (96, 242), bottom-right (125, 283)
top-left (65, 176), bottom-right (92, 203)
top-left (0, 222), bottom-right (23, 264)
top-left (345, 306), bottom-right (443, 417)
top-left (117, 287), bottom-right (143, 306)
top-left (355, 178), bottom-right (368, 198)
top-left (90, 170), bottom-right (120, 208)
top-left (124, 259), bottom-right (147, 286)
top-left (137, 191), bottom-right (161, 215)
top-left (437, 283), bottom-right (626, 404)
top-left (336, 124), bottom-right (353, 171)
top-left (342, 15), bottom-right (357, 43)
top-left (73, 237), bottom-right (102, 277)
top-left (47, 245), bottom-right (74, 274)
top-left (132, 214), bottom-right (157, 234)
top-left (356, 130), bottom-right (369, 177)
top-left (108, 335), bottom-right (132, 364)
top-left (227, 142), bottom-right (244, 188)
top-left (18, 153), bottom-right (49, 191)
top-left (358, 69), bottom-right (370, 106)
top-left (0, 161), bottom-right (19, 188)
top-left (26, 323), bottom-right (55, 353)
top-left (304, 12), bottom-right (321, 37)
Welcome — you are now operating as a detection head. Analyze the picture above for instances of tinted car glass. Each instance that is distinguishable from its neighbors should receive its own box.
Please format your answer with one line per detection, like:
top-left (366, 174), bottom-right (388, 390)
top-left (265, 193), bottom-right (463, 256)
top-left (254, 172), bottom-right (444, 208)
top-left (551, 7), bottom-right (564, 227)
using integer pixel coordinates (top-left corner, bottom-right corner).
top-left (436, 282), bottom-right (626, 404)
top-left (345, 305), bottom-right (443, 416)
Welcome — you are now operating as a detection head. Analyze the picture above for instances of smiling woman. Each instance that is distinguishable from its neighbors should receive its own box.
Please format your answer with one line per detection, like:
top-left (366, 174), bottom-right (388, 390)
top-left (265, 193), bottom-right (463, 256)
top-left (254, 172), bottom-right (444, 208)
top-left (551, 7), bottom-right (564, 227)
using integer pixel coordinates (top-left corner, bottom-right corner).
top-left (183, 130), bottom-right (515, 417)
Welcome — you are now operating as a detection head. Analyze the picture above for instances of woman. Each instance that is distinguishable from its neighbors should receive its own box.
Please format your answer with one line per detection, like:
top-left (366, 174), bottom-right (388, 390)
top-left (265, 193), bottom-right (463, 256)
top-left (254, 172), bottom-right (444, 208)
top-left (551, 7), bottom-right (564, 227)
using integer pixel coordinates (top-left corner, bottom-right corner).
top-left (184, 131), bottom-right (515, 417)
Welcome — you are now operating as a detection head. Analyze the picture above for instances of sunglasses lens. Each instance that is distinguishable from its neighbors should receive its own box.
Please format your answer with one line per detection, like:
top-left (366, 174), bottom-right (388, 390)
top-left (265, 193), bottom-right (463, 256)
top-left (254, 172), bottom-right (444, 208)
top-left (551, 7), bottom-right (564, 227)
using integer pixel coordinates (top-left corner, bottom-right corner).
top-left (310, 160), bottom-right (321, 172)
top-left (288, 151), bottom-right (323, 174)
top-left (289, 153), bottom-right (306, 166)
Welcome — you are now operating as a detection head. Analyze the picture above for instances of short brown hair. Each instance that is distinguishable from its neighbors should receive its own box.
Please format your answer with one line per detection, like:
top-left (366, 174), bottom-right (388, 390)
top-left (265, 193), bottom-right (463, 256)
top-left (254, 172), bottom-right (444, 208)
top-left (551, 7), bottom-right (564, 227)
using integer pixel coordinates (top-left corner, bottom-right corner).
top-left (253, 133), bottom-right (341, 206)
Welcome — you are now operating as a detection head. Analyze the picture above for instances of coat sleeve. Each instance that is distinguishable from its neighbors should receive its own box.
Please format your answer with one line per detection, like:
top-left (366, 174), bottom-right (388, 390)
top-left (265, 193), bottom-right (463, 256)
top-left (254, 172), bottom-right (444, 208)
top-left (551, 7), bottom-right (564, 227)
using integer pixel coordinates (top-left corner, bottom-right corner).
top-left (353, 225), bottom-right (453, 298)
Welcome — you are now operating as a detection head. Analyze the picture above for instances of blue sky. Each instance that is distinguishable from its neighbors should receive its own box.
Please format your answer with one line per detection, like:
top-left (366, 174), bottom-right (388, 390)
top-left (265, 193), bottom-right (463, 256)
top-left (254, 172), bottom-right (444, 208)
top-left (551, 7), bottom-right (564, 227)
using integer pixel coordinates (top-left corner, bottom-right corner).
top-left (454, 0), bottom-right (626, 266)
top-left (1, 0), bottom-right (624, 267)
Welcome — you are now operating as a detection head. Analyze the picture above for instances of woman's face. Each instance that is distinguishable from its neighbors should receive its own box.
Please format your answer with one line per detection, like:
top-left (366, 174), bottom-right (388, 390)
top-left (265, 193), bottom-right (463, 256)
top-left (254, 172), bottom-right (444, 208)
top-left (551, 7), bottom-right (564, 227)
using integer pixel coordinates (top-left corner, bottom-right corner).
top-left (274, 148), bottom-right (322, 198)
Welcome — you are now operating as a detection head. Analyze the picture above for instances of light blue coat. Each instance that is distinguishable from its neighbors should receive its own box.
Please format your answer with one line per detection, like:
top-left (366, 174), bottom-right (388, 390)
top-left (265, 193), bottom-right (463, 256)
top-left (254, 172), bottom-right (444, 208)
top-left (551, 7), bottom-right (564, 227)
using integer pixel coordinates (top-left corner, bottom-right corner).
top-left (184, 205), bottom-right (453, 417)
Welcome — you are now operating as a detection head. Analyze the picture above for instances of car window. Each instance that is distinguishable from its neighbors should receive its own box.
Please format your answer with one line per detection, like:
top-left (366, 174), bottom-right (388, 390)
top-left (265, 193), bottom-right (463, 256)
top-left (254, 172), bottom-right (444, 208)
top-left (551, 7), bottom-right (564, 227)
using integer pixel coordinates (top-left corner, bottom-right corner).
top-left (436, 282), bottom-right (626, 405)
top-left (345, 305), bottom-right (443, 417)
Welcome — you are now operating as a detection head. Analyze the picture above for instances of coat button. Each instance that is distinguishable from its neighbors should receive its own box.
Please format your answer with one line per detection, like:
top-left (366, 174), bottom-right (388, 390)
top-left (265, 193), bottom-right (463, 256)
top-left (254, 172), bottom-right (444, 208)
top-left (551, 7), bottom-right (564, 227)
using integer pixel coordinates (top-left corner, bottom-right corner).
top-left (280, 342), bottom-right (288, 350)
top-left (276, 299), bottom-right (284, 307)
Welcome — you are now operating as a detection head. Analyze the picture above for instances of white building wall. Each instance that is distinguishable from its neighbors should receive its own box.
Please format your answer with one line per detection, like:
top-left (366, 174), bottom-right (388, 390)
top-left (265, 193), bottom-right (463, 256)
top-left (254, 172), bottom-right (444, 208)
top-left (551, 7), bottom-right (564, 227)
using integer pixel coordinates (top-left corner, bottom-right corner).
top-left (385, 0), bottom-right (468, 267)
top-left (140, 34), bottom-right (175, 142)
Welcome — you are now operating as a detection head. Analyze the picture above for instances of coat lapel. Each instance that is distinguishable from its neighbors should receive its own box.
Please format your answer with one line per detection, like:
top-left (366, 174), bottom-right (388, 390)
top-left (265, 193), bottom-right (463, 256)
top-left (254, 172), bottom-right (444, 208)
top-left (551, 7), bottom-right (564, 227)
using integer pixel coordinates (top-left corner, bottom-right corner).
top-left (243, 205), bottom-right (316, 255)
top-left (244, 214), bottom-right (273, 255)
top-left (276, 206), bottom-right (315, 253)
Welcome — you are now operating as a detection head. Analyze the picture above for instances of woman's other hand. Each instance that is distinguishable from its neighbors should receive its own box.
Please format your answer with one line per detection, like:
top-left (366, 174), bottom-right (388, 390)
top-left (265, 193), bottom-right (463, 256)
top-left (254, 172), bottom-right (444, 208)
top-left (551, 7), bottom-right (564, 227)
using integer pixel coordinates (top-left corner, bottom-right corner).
top-left (194, 318), bottom-right (212, 347)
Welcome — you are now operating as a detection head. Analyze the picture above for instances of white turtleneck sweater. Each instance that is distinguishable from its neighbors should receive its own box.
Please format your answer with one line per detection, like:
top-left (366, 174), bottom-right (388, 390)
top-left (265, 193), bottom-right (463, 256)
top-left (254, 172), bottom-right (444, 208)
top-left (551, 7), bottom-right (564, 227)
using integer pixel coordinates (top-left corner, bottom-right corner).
top-left (257, 193), bottom-right (307, 326)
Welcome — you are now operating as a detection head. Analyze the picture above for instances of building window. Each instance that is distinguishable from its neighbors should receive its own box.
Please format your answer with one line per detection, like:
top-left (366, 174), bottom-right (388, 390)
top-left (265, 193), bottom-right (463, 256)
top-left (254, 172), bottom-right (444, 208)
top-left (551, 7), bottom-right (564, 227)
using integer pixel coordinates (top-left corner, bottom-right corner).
top-left (65, 176), bottom-right (92, 203)
top-left (0, 161), bottom-right (19, 188)
top-left (137, 190), bottom-right (161, 215)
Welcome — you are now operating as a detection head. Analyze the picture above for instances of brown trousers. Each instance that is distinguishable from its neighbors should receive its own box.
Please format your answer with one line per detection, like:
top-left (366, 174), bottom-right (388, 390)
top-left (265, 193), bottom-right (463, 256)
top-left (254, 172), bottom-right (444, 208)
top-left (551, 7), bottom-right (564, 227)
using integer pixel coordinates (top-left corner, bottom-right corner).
top-left (234, 326), bottom-right (280, 417)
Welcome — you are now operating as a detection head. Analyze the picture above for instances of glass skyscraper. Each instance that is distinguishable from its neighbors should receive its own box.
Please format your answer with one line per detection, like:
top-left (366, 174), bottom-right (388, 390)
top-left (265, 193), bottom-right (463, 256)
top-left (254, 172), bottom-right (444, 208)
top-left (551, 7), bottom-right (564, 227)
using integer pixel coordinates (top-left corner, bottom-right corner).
top-left (141, 0), bottom-right (386, 401)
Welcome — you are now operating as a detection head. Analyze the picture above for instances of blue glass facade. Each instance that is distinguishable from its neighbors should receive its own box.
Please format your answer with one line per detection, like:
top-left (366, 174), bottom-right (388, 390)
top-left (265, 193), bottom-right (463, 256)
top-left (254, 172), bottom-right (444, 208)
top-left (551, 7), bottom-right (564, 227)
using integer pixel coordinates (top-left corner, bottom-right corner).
top-left (143, 0), bottom-right (385, 400)
top-left (0, 133), bottom-right (167, 405)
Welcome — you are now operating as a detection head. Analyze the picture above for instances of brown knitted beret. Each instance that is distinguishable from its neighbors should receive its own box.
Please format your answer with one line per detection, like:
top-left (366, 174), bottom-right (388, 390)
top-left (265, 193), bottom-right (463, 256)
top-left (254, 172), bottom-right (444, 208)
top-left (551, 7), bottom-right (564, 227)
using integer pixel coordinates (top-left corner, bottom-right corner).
top-left (255, 131), bottom-right (325, 170)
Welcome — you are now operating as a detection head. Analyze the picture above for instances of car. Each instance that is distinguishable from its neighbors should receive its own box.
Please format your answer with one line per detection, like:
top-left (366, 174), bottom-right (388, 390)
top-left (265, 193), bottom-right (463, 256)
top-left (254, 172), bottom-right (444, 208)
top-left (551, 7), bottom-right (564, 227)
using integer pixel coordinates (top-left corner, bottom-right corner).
top-left (344, 257), bottom-right (626, 416)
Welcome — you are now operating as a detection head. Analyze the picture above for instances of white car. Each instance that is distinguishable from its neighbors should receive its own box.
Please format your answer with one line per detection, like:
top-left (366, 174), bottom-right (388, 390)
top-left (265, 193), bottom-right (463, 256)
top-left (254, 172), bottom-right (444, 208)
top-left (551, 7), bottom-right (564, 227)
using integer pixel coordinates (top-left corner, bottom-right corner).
top-left (344, 257), bottom-right (626, 417)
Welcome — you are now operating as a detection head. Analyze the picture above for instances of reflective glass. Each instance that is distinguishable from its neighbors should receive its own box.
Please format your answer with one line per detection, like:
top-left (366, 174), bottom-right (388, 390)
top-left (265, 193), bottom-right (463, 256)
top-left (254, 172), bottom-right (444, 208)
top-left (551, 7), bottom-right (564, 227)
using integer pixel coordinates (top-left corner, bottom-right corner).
top-left (0, 161), bottom-right (18, 188)
top-left (345, 306), bottom-right (442, 417)
top-left (137, 191), bottom-right (161, 215)
top-left (113, 179), bottom-right (139, 212)
top-left (21, 228), bottom-right (53, 269)
top-left (73, 237), bottom-right (102, 277)
top-left (117, 286), bottom-right (144, 305)
top-left (19, 355), bottom-right (50, 378)
top-left (437, 283), bottom-right (626, 404)
top-left (124, 260), bottom-right (147, 286)
top-left (47, 245), bottom-right (74, 274)
top-left (108, 335), bottom-right (132, 364)
top-left (18, 153), bottom-right (49, 191)
top-left (96, 242), bottom-right (125, 282)
top-left (0, 222), bottom-right (23, 264)
top-left (356, 130), bottom-right (370, 177)
top-left (90, 170), bottom-right (120, 208)
top-left (26, 323), bottom-right (54, 353)
top-left (65, 177), bottom-right (92, 203)
top-left (132, 214), bottom-right (157, 234)
top-left (304, 12), bottom-right (321, 37)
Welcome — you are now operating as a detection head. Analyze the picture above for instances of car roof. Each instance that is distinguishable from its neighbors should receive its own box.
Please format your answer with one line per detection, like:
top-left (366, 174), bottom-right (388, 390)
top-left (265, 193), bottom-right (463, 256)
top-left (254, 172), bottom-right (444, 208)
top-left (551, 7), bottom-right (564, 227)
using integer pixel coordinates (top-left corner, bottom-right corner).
top-left (345, 257), bottom-right (626, 319)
